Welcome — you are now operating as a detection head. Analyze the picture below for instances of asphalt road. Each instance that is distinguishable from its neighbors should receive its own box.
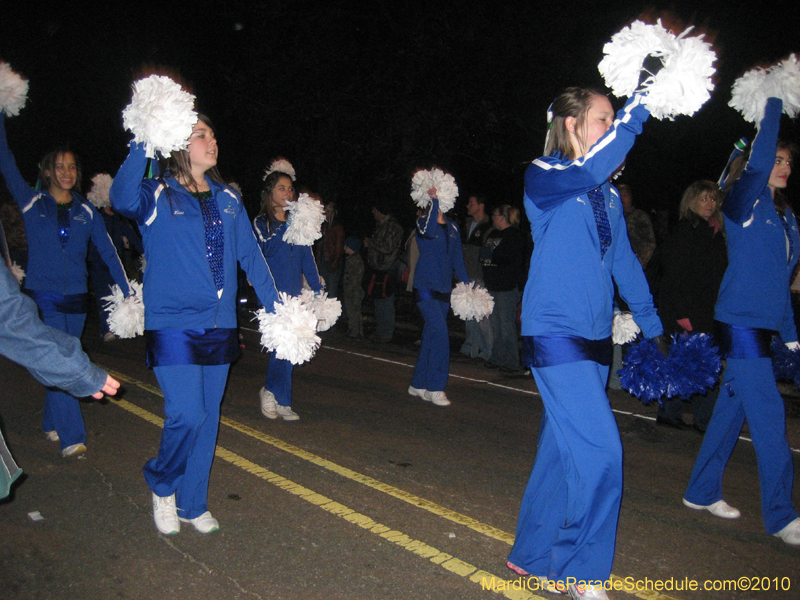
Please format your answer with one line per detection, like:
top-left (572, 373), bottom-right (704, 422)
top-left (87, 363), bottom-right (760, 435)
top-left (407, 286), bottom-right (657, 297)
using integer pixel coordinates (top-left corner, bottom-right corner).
top-left (1, 311), bottom-right (799, 600)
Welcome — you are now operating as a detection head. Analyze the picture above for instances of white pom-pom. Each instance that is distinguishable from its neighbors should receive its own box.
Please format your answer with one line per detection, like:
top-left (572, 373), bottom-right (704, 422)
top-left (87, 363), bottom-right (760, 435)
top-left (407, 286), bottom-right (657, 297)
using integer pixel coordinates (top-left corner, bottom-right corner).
top-left (86, 173), bottom-right (113, 209)
top-left (283, 193), bottom-right (325, 246)
top-left (102, 281), bottom-right (145, 339)
top-left (410, 168), bottom-right (459, 213)
top-left (612, 311), bottom-right (641, 345)
top-left (138, 255), bottom-right (147, 274)
top-left (298, 289), bottom-right (342, 332)
top-left (598, 20), bottom-right (716, 120)
top-left (264, 158), bottom-right (296, 181)
top-left (227, 181), bottom-right (243, 196)
top-left (0, 62), bottom-right (29, 117)
top-left (122, 75), bottom-right (197, 159)
top-left (450, 281), bottom-right (494, 321)
top-left (255, 292), bottom-right (320, 365)
top-left (10, 261), bottom-right (25, 284)
top-left (730, 54), bottom-right (800, 123)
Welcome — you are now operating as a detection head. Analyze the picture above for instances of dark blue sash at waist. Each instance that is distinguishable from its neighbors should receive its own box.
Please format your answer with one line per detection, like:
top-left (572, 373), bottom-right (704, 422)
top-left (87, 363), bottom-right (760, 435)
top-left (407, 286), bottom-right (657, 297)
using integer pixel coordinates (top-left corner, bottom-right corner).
top-left (145, 328), bottom-right (240, 367)
top-left (715, 321), bottom-right (775, 359)
top-left (523, 335), bottom-right (613, 368)
top-left (25, 290), bottom-right (90, 314)
top-left (415, 288), bottom-right (451, 303)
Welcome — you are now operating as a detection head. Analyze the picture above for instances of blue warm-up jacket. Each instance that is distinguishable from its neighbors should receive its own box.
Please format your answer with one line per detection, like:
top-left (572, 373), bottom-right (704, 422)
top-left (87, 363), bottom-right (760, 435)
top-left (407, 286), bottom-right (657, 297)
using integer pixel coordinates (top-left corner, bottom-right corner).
top-left (521, 93), bottom-right (662, 340)
top-left (253, 215), bottom-right (322, 297)
top-left (414, 198), bottom-right (470, 293)
top-left (0, 112), bottom-right (130, 297)
top-left (715, 98), bottom-right (799, 342)
top-left (110, 142), bottom-right (278, 330)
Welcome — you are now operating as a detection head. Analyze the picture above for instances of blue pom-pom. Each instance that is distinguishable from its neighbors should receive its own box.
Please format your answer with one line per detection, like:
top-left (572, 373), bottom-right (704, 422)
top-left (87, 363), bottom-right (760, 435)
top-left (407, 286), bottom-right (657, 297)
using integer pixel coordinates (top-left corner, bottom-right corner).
top-left (619, 338), bottom-right (671, 404)
top-left (771, 338), bottom-right (800, 388)
top-left (668, 332), bottom-right (722, 399)
top-left (619, 333), bottom-right (722, 404)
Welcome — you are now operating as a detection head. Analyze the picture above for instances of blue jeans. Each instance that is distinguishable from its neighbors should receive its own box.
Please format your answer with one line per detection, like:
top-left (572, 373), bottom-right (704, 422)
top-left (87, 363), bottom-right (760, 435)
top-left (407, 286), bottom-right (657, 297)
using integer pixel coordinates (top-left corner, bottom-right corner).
top-left (373, 295), bottom-right (395, 339)
top-left (488, 289), bottom-right (521, 369)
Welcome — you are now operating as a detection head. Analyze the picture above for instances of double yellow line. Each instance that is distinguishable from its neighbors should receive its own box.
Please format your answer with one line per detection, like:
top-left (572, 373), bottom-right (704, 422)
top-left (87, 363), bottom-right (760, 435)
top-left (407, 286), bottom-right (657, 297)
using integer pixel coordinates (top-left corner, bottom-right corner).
top-left (103, 366), bottom-right (680, 600)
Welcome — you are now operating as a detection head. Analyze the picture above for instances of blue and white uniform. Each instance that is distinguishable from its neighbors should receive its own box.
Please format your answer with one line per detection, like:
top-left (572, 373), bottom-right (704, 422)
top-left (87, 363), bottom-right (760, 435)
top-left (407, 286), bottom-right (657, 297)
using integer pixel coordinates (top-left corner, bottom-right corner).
top-left (111, 142), bottom-right (279, 520)
top-left (411, 198), bottom-right (470, 393)
top-left (509, 94), bottom-right (662, 583)
top-left (684, 98), bottom-right (799, 534)
top-left (0, 112), bottom-right (131, 450)
top-left (254, 214), bottom-right (322, 407)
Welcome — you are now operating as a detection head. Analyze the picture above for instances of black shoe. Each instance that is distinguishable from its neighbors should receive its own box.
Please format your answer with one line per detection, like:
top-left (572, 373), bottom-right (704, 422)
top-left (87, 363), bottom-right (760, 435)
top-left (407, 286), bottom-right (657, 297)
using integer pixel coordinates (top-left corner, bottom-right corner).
top-left (692, 422), bottom-right (707, 435)
top-left (484, 361), bottom-right (499, 369)
top-left (656, 415), bottom-right (689, 430)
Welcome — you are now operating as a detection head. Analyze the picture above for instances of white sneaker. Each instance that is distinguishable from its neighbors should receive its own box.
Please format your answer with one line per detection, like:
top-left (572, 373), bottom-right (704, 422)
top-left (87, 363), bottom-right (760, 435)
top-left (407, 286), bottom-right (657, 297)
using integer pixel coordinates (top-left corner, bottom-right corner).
top-left (61, 443), bottom-right (86, 458)
top-left (45, 430), bottom-right (59, 442)
top-left (773, 517), bottom-right (800, 546)
top-left (152, 493), bottom-right (180, 535)
top-left (424, 390), bottom-right (451, 407)
top-left (260, 387), bottom-right (278, 419)
top-left (683, 498), bottom-right (741, 519)
top-left (276, 404), bottom-right (300, 421)
top-left (179, 511), bottom-right (220, 534)
top-left (568, 583), bottom-right (610, 600)
top-left (408, 385), bottom-right (427, 399)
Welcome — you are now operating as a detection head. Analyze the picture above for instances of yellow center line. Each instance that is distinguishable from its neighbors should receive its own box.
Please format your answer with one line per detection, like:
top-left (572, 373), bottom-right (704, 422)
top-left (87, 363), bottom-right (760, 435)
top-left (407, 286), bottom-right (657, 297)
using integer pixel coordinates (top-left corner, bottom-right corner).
top-left (108, 395), bottom-right (546, 600)
top-left (102, 366), bottom-right (682, 600)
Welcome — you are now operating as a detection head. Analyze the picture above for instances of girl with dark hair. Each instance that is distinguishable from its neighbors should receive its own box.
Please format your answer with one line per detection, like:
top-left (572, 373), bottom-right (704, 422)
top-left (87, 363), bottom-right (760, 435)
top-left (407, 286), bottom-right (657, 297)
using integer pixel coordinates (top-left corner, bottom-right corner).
top-left (683, 98), bottom-right (800, 546)
top-left (111, 116), bottom-right (279, 535)
top-left (507, 87), bottom-right (663, 599)
top-left (655, 181), bottom-right (727, 432)
top-left (253, 167), bottom-right (323, 421)
top-left (0, 111), bottom-right (131, 458)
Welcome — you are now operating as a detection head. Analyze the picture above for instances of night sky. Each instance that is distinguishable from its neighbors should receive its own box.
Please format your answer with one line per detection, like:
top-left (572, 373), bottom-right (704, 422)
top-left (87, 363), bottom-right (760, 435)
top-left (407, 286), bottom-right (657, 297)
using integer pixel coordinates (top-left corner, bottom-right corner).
top-left (1, 1), bottom-right (797, 236)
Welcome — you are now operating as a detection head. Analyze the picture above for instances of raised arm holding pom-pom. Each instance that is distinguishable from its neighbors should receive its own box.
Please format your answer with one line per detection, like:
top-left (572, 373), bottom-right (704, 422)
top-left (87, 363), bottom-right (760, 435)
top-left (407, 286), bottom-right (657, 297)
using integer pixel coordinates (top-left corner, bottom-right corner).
top-left (112, 102), bottom-right (279, 535)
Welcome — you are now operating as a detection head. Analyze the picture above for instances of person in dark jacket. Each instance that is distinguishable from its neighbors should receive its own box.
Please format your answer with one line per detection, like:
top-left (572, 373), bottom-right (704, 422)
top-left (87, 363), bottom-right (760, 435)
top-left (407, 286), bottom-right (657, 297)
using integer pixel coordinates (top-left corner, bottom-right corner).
top-left (655, 181), bottom-right (727, 432)
top-left (460, 195), bottom-right (493, 359)
top-left (481, 204), bottom-right (525, 371)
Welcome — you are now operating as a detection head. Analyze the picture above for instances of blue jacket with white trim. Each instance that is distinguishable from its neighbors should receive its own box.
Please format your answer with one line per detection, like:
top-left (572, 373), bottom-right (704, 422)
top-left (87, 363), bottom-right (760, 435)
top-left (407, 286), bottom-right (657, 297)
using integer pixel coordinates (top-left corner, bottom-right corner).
top-left (414, 198), bottom-right (470, 293)
top-left (0, 112), bottom-right (130, 297)
top-left (253, 215), bottom-right (322, 297)
top-left (521, 93), bottom-right (662, 340)
top-left (715, 98), bottom-right (799, 342)
top-left (110, 142), bottom-right (279, 330)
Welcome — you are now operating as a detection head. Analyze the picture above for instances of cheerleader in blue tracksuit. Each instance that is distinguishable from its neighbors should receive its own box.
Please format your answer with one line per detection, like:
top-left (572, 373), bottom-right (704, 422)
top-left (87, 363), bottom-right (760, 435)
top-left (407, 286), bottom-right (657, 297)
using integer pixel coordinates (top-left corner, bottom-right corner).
top-left (683, 97), bottom-right (800, 546)
top-left (407, 194), bottom-right (469, 407)
top-left (506, 89), bottom-right (663, 596)
top-left (0, 111), bottom-right (131, 458)
top-left (253, 170), bottom-right (323, 421)
top-left (111, 116), bottom-right (279, 535)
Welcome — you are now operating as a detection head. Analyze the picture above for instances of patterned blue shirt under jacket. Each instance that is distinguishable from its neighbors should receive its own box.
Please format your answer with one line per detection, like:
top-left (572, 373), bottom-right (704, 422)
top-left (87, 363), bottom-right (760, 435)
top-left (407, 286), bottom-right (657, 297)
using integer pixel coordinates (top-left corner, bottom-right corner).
top-left (521, 93), bottom-right (662, 341)
top-left (110, 142), bottom-right (279, 333)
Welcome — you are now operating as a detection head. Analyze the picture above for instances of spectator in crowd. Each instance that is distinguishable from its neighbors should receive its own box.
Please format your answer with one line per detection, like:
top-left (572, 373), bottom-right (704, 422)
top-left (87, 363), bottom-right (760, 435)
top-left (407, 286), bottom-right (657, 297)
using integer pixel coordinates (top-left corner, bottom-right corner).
top-left (654, 181), bottom-right (727, 432)
top-left (342, 236), bottom-right (365, 338)
top-left (364, 200), bottom-right (403, 343)
top-left (481, 204), bottom-right (526, 372)
top-left (618, 183), bottom-right (655, 267)
top-left (315, 201), bottom-right (344, 298)
top-left (460, 195), bottom-right (494, 360)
